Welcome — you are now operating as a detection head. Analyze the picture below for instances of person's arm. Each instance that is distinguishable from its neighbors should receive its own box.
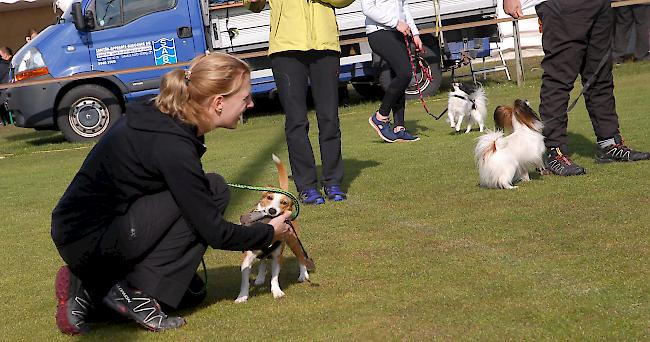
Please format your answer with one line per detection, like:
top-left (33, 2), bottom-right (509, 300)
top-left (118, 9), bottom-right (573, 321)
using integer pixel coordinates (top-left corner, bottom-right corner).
top-left (360, 0), bottom-right (399, 28)
top-left (243, 0), bottom-right (266, 13)
top-left (403, 2), bottom-right (419, 36)
top-left (403, 2), bottom-right (423, 50)
top-left (155, 138), bottom-right (274, 251)
top-left (503, 0), bottom-right (524, 19)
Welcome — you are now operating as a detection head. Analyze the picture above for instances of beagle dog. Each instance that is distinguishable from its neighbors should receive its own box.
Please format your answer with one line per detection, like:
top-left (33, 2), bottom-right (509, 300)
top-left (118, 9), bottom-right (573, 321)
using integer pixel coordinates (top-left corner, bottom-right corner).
top-left (235, 154), bottom-right (315, 303)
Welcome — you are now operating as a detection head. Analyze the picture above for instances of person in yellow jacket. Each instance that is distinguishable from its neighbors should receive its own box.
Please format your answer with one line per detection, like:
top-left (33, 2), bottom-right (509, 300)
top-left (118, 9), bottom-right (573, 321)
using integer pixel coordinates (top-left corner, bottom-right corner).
top-left (244, 0), bottom-right (353, 204)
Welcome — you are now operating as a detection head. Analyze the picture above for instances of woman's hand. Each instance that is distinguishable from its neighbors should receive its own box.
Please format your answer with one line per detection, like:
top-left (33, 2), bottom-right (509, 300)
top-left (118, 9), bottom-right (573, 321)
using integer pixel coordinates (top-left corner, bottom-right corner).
top-left (413, 35), bottom-right (424, 52)
top-left (396, 20), bottom-right (411, 36)
top-left (269, 211), bottom-right (294, 242)
top-left (503, 0), bottom-right (523, 19)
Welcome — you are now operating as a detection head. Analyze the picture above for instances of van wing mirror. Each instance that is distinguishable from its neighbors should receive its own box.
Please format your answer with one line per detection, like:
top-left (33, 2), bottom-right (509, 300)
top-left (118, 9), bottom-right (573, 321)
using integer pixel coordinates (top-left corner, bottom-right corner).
top-left (71, 2), bottom-right (87, 31)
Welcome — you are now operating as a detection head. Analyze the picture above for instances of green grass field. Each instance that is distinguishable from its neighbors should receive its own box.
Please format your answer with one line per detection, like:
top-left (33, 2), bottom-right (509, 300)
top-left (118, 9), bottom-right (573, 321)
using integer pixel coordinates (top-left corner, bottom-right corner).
top-left (1, 59), bottom-right (650, 340)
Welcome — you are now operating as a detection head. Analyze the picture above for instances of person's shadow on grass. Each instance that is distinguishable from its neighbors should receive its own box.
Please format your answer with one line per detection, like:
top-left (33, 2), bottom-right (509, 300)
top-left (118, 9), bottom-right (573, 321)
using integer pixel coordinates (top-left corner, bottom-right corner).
top-left (567, 132), bottom-right (596, 158)
top-left (3, 130), bottom-right (68, 145)
top-left (314, 158), bottom-right (380, 192)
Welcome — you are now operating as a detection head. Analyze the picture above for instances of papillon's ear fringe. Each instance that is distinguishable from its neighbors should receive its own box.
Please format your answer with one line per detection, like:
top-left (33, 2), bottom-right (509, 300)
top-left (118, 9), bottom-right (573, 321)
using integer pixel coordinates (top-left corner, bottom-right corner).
top-left (513, 99), bottom-right (542, 131)
top-left (494, 105), bottom-right (514, 131)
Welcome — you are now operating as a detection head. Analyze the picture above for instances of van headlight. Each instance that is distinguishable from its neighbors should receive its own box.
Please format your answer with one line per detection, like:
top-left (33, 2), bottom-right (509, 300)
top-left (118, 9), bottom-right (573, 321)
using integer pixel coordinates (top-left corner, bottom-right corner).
top-left (13, 47), bottom-right (49, 82)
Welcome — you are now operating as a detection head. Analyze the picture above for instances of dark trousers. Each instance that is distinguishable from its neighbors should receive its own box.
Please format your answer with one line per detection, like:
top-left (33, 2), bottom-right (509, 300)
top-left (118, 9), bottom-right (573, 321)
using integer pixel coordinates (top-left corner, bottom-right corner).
top-left (613, 5), bottom-right (650, 61)
top-left (270, 50), bottom-right (344, 192)
top-left (57, 174), bottom-right (230, 309)
top-left (537, 0), bottom-right (620, 148)
top-left (368, 30), bottom-right (412, 127)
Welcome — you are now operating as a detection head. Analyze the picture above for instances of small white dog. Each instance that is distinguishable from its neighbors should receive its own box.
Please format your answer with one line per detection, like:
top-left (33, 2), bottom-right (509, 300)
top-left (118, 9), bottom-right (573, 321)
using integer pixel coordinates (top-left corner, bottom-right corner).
top-left (475, 100), bottom-right (545, 189)
top-left (447, 82), bottom-right (488, 133)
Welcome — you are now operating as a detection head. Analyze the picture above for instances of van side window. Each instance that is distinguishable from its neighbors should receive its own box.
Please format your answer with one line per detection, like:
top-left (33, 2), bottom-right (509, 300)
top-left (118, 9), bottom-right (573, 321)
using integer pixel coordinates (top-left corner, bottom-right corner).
top-left (123, 0), bottom-right (177, 24)
top-left (95, 0), bottom-right (122, 28)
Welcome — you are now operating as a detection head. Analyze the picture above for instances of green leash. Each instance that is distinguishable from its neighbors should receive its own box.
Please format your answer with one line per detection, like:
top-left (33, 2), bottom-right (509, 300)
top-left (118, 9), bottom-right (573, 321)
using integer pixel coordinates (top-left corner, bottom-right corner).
top-left (227, 183), bottom-right (300, 220)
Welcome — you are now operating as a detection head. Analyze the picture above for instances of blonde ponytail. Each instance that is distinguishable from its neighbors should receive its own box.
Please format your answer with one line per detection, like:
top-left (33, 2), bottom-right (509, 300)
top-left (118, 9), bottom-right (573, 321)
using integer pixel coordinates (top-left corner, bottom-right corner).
top-left (155, 53), bottom-right (251, 131)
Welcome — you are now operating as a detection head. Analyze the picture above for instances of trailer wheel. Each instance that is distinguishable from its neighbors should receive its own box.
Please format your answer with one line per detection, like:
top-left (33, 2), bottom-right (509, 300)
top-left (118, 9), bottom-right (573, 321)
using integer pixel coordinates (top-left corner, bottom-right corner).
top-left (379, 57), bottom-right (442, 100)
top-left (351, 78), bottom-right (383, 100)
top-left (56, 84), bottom-right (122, 142)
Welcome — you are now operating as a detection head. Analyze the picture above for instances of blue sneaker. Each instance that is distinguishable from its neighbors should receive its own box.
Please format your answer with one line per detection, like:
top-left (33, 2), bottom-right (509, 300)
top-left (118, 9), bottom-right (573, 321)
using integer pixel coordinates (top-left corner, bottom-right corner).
top-left (368, 113), bottom-right (397, 143)
top-left (323, 185), bottom-right (346, 202)
top-left (394, 128), bottom-right (420, 142)
top-left (299, 188), bottom-right (325, 205)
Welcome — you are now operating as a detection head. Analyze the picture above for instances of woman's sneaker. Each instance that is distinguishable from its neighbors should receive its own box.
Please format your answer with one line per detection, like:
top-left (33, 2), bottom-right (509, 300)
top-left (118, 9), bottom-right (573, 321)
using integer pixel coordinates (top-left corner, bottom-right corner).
top-left (595, 135), bottom-right (650, 163)
top-left (323, 185), bottom-right (346, 201)
top-left (394, 128), bottom-right (420, 142)
top-left (55, 265), bottom-right (92, 335)
top-left (102, 281), bottom-right (186, 332)
top-left (299, 188), bottom-right (325, 205)
top-left (368, 113), bottom-right (397, 143)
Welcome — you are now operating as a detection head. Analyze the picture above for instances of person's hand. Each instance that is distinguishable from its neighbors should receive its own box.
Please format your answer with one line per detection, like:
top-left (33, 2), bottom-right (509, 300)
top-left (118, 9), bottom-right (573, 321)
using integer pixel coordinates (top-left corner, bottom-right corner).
top-left (396, 21), bottom-right (411, 36)
top-left (503, 0), bottom-right (524, 19)
top-left (269, 211), bottom-right (293, 242)
top-left (413, 35), bottom-right (424, 52)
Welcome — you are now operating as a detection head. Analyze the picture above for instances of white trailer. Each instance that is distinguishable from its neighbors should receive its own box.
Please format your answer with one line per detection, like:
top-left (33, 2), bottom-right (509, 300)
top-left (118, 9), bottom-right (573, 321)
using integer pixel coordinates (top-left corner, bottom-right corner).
top-left (206, 0), bottom-right (498, 98)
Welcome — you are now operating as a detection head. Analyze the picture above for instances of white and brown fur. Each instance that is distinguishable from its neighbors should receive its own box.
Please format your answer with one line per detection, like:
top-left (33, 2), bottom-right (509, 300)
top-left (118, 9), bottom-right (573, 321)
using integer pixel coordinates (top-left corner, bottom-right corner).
top-left (235, 154), bottom-right (315, 303)
top-left (474, 99), bottom-right (545, 189)
top-left (447, 82), bottom-right (488, 133)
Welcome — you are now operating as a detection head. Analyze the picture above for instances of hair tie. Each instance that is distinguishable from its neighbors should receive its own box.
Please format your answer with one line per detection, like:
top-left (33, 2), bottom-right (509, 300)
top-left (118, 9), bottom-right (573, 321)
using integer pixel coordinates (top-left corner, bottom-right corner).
top-left (184, 69), bottom-right (192, 84)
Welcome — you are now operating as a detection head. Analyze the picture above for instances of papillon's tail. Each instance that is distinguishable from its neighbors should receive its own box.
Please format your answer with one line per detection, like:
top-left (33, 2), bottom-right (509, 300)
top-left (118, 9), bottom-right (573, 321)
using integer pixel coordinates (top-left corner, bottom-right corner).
top-left (470, 87), bottom-right (488, 119)
top-left (474, 131), bottom-right (504, 165)
top-left (272, 154), bottom-right (289, 191)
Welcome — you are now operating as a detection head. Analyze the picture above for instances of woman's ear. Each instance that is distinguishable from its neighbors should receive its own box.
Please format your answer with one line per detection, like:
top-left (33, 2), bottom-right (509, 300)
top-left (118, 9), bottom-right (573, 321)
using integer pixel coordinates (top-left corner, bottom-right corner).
top-left (210, 95), bottom-right (224, 115)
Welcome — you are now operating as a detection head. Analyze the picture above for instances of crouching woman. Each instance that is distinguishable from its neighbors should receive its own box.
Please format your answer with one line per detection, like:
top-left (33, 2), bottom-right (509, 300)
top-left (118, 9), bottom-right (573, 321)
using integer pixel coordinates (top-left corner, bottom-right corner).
top-left (51, 53), bottom-right (293, 334)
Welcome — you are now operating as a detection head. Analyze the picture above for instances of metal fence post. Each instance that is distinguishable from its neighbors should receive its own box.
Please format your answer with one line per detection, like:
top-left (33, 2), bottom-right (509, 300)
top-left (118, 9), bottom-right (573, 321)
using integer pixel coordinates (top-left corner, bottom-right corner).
top-left (513, 20), bottom-right (525, 86)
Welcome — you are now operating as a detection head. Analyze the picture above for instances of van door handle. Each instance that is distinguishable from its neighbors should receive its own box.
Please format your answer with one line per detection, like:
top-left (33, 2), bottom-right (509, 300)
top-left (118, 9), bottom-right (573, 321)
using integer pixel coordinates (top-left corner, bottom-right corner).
top-left (177, 26), bottom-right (193, 39)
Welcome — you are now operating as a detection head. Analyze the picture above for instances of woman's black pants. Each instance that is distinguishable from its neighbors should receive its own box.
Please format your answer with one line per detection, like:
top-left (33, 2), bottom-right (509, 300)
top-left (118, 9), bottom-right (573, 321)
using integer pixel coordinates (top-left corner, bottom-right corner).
top-left (270, 50), bottom-right (344, 192)
top-left (368, 29), bottom-right (412, 127)
top-left (56, 174), bottom-right (230, 309)
top-left (536, 0), bottom-right (620, 148)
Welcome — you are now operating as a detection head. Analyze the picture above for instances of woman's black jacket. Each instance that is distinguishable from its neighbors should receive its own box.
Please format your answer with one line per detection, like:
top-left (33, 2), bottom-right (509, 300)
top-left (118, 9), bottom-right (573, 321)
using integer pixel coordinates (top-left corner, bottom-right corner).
top-left (51, 103), bottom-right (273, 251)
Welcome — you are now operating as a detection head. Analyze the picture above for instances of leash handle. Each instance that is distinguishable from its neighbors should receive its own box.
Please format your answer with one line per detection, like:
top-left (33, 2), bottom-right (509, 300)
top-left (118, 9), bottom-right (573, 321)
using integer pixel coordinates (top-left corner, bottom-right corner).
top-left (403, 34), bottom-right (444, 120)
top-left (227, 183), bottom-right (300, 220)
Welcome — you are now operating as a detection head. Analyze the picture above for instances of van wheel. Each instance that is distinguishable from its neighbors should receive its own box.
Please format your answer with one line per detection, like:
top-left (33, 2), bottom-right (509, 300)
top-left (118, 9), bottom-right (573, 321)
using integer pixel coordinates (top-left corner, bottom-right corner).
top-left (379, 58), bottom-right (442, 100)
top-left (56, 84), bottom-right (122, 142)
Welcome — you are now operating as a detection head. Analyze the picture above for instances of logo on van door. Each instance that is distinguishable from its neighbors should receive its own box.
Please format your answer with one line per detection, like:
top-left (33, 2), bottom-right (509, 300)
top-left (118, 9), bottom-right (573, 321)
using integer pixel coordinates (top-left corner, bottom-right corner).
top-left (153, 38), bottom-right (177, 66)
top-left (94, 38), bottom-right (177, 66)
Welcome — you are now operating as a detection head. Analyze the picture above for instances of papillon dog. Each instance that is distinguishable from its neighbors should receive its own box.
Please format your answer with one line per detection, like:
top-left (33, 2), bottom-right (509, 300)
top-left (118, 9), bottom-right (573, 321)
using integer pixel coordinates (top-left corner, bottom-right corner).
top-left (474, 100), bottom-right (545, 189)
top-left (447, 82), bottom-right (488, 133)
top-left (235, 154), bottom-right (315, 303)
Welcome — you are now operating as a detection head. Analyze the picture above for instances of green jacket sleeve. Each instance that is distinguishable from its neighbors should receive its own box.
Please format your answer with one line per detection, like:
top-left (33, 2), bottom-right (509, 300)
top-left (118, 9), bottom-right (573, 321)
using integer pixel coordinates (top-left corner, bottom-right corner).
top-left (243, 0), bottom-right (266, 12)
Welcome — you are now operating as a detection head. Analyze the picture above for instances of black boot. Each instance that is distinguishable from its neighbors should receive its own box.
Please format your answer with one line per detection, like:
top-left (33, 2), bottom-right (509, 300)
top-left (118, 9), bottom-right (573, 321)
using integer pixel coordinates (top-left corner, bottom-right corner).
top-left (55, 266), bottom-right (92, 335)
top-left (102, 281), bottom-right (186, 332)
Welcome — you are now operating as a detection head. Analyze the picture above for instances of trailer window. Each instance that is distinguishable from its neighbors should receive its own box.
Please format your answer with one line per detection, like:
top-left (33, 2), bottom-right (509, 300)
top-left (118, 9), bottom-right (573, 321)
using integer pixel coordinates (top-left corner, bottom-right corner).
top-left (95, 0), bottom-right (122, 28)
top-left (123, 0), bottom-right (176, 24)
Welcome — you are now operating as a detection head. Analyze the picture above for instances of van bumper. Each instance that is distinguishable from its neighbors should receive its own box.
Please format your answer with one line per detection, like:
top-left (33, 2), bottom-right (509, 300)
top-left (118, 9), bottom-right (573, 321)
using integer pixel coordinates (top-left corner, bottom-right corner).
top-left (5, 76), bottom-right (62, 129)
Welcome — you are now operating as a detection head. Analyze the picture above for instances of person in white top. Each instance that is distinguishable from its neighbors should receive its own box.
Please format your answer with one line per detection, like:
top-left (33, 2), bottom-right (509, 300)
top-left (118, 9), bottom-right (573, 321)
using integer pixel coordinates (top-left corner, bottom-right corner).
top-left (362, 0), bottom-right (423, 142)
top-left (503, 0), bottom-right (650, 176)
